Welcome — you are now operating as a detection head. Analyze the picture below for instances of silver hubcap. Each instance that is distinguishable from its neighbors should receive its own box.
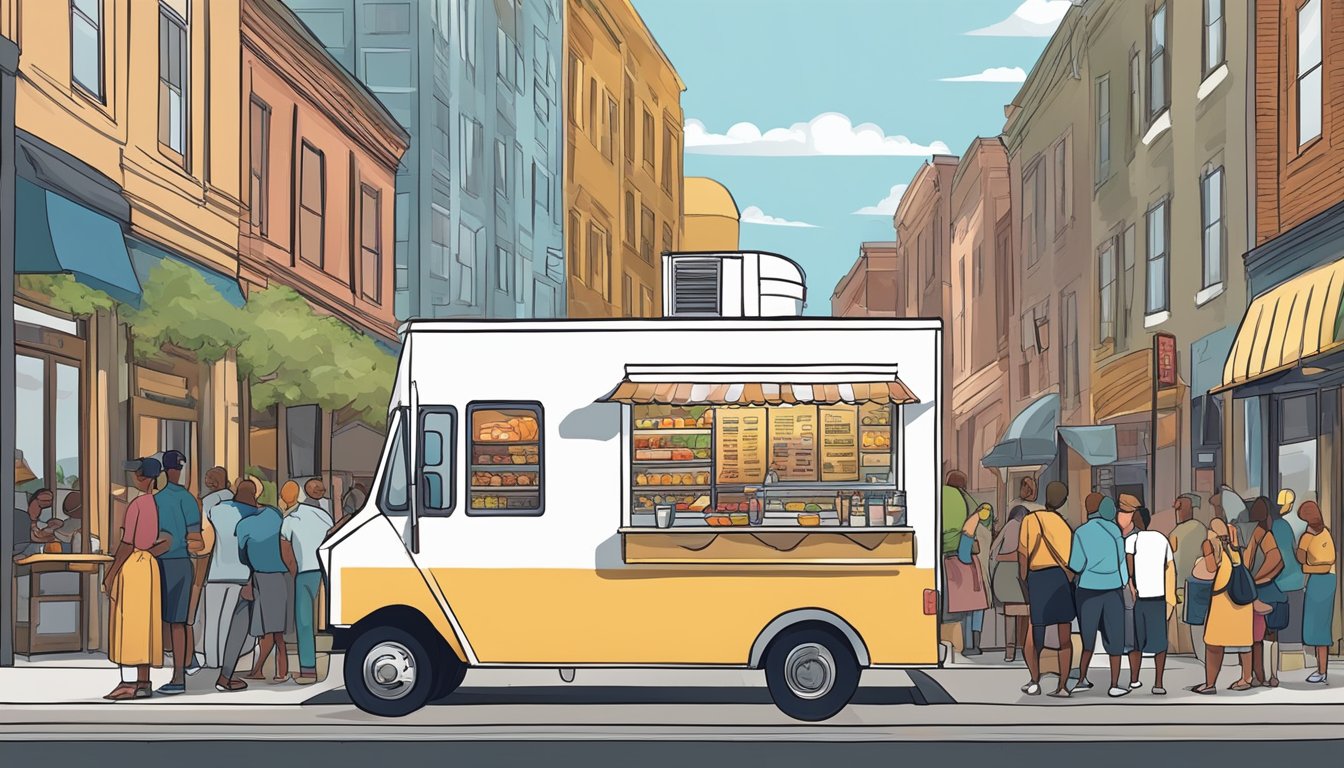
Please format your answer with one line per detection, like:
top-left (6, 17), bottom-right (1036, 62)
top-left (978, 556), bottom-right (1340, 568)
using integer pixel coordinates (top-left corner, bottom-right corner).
top-left (362, 641), bottom-right (417, 701)
top-left (784, 643), bottom-right (835, 700)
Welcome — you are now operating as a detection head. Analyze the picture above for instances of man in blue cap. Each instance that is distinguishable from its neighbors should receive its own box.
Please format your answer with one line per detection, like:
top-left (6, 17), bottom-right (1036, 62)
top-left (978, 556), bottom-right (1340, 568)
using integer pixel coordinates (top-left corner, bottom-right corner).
top-left (154, 450), bottom-right (203, 695)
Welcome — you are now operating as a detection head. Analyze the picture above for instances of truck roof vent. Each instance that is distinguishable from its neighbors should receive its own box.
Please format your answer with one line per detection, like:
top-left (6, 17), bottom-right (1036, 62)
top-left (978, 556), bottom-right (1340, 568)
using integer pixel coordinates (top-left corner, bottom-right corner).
top-left (670, 259), bottom-right (722, 316)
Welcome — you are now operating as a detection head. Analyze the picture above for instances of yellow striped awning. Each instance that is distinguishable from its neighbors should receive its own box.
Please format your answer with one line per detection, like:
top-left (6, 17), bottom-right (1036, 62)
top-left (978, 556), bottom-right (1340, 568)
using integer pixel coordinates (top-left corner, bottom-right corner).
top-left (1221, 259), bottom-right (1344, 391)
top-left (601, 364), bottom-right (920, 406)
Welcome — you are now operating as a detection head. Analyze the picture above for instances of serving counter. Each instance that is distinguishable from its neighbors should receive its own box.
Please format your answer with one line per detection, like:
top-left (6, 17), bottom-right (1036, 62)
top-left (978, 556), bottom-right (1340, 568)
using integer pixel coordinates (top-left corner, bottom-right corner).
top-left (620, 526), bottom-right (915, 565)
top-left (12, 553), bottom-right (111, 655)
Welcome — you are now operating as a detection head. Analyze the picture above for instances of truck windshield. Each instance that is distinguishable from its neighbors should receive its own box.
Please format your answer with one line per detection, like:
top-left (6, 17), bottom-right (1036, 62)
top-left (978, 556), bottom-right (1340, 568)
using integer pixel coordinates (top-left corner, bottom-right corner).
top-left (381, 412), bottom-right (409, 514)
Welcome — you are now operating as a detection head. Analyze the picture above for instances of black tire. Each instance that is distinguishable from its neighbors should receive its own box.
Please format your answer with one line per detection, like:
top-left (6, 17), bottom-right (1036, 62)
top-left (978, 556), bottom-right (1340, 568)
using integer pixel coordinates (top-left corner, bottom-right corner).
top-left (344, 624), bottom-right (437, 717)
top-left (764, 626), bottom-right (860, 722)
top-left (430, 652), bottom-right (469, 701)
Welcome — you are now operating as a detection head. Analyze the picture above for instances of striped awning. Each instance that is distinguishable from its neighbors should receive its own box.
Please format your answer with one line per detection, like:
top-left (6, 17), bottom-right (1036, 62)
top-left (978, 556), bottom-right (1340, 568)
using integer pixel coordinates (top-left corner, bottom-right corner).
top-left (1220, 259), bottom-right (1344, 391)
top-left (601, 364), bottom-right (920, 406)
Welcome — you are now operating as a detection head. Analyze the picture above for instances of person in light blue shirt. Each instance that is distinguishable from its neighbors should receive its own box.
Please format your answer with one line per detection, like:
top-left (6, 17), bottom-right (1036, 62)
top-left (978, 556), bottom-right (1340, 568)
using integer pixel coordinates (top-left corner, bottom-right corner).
top-left (236, 499), bottom-right (295, 683)
top-left (282, 479), bottom-right (333, 683)
top-left (1271, 491), bottom-right (1306, 685)
top-left (1069, 494), bottom-right (1130, 697)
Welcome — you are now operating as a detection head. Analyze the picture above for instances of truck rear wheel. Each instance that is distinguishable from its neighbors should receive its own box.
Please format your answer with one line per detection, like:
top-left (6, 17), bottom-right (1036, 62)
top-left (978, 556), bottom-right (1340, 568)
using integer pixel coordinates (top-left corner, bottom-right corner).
top-left (431, 653), bottom-right (468, 700)
top-left (764, 626), bottom-right (860, 721)
top-left (345, 625), bottom-right (436, 717)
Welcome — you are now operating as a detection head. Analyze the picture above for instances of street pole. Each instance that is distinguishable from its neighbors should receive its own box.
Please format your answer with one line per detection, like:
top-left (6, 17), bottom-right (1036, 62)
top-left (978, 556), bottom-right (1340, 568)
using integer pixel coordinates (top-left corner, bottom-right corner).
top-left (1150, 335), bottom-right (1159, 510)
top-left (0, 36), bottom-right (18, 667)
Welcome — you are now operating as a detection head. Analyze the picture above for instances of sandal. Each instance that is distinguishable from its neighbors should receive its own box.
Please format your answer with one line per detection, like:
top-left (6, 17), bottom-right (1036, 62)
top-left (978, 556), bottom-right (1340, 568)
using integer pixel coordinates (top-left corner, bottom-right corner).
top-left (1191, 684), bottom-right (1217, 695)
top-left (1268, 677), bottom-right (1280, 688)
top-left (134, 683), bottom-right (153, 699)
top-left (1228, 680), bottom-right (1253, 692)
top-left (103, 684), bottom-right (138, 701)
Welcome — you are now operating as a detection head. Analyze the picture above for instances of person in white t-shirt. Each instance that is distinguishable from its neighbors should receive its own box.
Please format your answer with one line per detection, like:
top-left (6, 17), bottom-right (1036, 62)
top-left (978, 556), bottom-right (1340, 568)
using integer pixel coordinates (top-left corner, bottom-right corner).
top-left (1125, 505), bottom-right (1176, 694)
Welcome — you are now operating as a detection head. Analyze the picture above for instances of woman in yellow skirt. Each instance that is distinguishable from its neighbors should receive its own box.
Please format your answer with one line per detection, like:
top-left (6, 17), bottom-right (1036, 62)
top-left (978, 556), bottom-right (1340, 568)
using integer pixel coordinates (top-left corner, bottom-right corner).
top-left (1193, 518), bottom-right (1254, 694)
top-left (102, 458), bottom-right (171, 701)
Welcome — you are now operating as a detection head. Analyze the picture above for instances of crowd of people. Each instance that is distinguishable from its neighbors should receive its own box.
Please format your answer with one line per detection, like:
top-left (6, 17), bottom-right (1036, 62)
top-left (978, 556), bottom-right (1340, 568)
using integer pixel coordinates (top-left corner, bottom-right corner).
top-left (942, 472), bottom-right (1338, 697)
top-left (100, 453), bottom-right (334, 701)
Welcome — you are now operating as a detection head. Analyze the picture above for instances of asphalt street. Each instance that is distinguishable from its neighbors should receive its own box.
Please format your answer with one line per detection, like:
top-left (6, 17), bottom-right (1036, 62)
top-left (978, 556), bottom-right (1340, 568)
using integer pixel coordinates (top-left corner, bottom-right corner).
top-left (5, 739), bottom-right (1343, 767)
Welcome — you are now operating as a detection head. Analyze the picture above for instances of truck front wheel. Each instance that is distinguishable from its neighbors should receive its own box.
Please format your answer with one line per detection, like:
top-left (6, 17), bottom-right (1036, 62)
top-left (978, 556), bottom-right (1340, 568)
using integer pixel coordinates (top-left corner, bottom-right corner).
top-left (345, 625), bottom-right (436, 717)
top-left (763, 626), bottom-right (860, 721)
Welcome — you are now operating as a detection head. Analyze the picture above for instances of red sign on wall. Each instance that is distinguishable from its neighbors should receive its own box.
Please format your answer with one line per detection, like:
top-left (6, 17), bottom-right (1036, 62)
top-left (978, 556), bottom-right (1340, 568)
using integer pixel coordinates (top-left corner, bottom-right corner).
top-left (1156, 332), bottom-right (1178, 388)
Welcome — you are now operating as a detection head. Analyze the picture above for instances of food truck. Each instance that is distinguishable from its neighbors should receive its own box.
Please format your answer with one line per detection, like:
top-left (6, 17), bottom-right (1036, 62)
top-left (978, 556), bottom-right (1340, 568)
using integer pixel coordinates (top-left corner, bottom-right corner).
top-left (319, 317), bottom-right (942, 720)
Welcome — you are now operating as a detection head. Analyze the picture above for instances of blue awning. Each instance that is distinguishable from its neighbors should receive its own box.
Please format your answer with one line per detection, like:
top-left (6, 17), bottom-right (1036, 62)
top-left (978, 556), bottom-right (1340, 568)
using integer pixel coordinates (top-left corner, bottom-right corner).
top-left (127, 237), bottom-right (246, 308)
top-left (982, 394), bottom-right (1060, 468)
top-left (1058, 425), bottom-right (1118, 466)
top-left (14, 178), bottom-right (141, 304)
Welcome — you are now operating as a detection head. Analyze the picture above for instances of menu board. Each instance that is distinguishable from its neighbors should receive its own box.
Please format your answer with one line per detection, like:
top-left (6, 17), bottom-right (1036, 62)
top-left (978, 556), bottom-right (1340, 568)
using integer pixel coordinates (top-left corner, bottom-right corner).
top-left (820, 405), bottom-right (859, 482)
top-left (715, 407), bottom-right (766, 484)
top-left (768, 405), bottom-right (818, 481)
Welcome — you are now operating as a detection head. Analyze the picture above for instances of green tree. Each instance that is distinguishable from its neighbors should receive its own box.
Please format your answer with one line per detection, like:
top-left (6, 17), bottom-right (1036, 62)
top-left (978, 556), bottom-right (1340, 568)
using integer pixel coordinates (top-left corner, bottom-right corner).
top-left (17, 274), bottom-right (117, 316)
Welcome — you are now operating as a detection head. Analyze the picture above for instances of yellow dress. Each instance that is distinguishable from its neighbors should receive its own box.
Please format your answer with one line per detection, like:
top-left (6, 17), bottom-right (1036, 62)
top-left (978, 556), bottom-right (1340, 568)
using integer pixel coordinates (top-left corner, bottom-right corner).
top-left (108, 550), bottom-right (164, 667)
top-left (1203, 547), bottom-right (1253, 649)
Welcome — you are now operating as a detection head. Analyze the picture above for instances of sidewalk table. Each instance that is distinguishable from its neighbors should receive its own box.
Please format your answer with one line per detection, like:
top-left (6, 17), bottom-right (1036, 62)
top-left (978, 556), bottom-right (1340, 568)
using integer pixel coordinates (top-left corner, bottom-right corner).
top-left (12, 553), bottom-right (112, 655)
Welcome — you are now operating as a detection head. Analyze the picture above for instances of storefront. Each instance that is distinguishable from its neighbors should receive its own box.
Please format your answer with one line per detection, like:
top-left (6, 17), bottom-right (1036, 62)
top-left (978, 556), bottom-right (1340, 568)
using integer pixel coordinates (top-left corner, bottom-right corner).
top-left (606, 371), bottom-right (917, 558)
top-left (1091, 349), bottom-right (1185, 509)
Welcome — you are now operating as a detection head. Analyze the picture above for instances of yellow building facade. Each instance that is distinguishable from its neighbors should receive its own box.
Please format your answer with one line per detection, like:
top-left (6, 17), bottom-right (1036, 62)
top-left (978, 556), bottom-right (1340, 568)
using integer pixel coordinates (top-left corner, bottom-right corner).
top-left (565, 0), bottom-right (684, 318)
top-left (682, 177), bottom-right (740, 252)
top-left (4, 0), bottom-right (242, 655)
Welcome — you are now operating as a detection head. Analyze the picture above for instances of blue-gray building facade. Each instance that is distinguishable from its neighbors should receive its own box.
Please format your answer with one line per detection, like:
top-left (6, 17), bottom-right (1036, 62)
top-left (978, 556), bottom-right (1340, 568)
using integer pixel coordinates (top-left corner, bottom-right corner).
top-left (283, 0), bottom-right (566, 319)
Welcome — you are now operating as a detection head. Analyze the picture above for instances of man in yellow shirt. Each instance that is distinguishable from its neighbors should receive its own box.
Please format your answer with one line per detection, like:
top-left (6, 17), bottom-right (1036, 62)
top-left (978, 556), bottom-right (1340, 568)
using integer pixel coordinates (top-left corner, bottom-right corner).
top-left (1017, 480), bottom-right (1075, 698)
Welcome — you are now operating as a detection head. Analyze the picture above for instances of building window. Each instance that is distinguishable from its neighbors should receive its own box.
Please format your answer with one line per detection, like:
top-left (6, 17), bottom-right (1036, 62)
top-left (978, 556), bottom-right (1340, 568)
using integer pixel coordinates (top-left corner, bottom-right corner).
top-left (995, 223), bottom-right (1011, 346)
top-left (1201, 167), bottom-right (1224, 289)
top-left (973, 246), bottom-right (984, 297)
top-left (623, 73), bottom-right (635, 162)
top-left (624, 190), bottom-right (636, 245)
top-left (568, 52), bottom-right (583, 130)
top-left (467, 403), bottom-right (544, 516)
top-left (929, 212), bottom-right (941, 284)
top-left (494, 139), bottom-right (509, 201)
top-left (640, 285), bottom-right (653, 317)
top-left (1022, 163), bottom-right (1044, 268)
top-left (661, 122), bottom-right (674, 195)
top-left (662, 222), bottom-right (673, 256)
top-left (1120, 223), bottom-right (1136, 343)
top-left (1128, 50), bottom-right (1141, 149)
top-left (497, 29), bottom-right (519, 89)
top-left (568, 211), bottom-right (582, 282)
top-left (642, 109), bottom-right (655, 173)
top-left (1053, 137), bottom-right (1068, 229)
top-left (603, 92), bottom-right (617, 162)
top-left (1204, 0), bottom-right (1225, 75)
top-left (1297, 0), bottom-right (1323, 146)
top-left (71, 0), bottom-right (104, 99)
top-left (495, 245), bottom-right (511, 294)
top-left (1145, 199), bottom-right (1169, 314)
top-left (1061, 293), bottom-right (1079, 405)
top-left (1148, 3), bottom-right (1168, 120)
top-left (457, 222), bottom-right (479, 304)
top-left (158, 0), bottom-right (189, 159)
top-left (955, 258), bottom-right (966, 370)
top-left (587, 77), bottom-right (598, 143)
top-left (461, 116), bottom-right (482, 196)
top-left (1098, 239), bottom-right (1116, 342)
top-left (298, 142), bottom-right (325, 268)
top-left (430, 204), bottom-right (450, 279)
top-left (360, 186), bottom-right (381, 303)
top-left (1095, 75), bottom-right (1110, 178)
top-left (640, 205), bottom-right (655, 264)
top-left (433, 98), bottom-right (451, 169)
top-left (458, 0), bottom-right (477, 77)
top-left (248, 98), bottom-right (270, 234)
top-left (587, 222), bottom-right (610, 301)
top-left (622, 273), bottom-right (633, 317)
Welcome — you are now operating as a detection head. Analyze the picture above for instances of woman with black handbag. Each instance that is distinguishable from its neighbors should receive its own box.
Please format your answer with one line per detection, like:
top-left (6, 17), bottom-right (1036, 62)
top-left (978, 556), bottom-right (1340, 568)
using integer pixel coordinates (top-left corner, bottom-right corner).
top-left (1193, 518), bottom-right (1255, 694)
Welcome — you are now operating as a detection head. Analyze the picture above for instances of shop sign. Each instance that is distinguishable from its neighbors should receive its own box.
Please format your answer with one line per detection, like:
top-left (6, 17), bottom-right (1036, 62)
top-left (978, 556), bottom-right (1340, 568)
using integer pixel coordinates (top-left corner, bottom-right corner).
top-left (1155, 333), bottom-right (1178, 389)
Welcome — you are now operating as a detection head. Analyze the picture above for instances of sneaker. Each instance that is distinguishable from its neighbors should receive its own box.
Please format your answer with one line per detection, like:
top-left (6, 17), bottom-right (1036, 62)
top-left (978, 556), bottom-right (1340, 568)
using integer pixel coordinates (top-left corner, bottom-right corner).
top-left (185, 656), bottom-right (203, 677)
top-left (1129, 680), bottom-right (1143, 689)
top-left (155, 682), bottom-right (186, 696)
top-left (1152, 687), bottom-right (1167, 696)
top-left (1021, 681), bottom-right (1041, 696)
top-left (1072, 678), bottom-right (1094, 692)
top-left (215, 678), bottom-right (248, 693)
top-left (1046, 688), bottom-right (1071, 699)
top-left (1107, 686), bottom-right (1131, 698)
top-left (1307, 671), bottom-right (1328, 684)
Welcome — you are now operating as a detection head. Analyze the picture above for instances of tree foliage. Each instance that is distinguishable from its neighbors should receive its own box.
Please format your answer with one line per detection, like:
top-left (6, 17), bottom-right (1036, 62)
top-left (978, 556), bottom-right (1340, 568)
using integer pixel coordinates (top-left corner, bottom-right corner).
top-left (17, 274), bottom-right (117, 316)
top-left (122, 260), bottom-right (245, 364)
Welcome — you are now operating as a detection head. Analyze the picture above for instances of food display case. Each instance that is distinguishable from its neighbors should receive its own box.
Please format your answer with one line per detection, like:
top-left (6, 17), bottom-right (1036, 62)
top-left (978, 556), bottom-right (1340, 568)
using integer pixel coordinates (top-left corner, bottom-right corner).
top-left (469, 405), bottom-right (543, 512)
top-left (629, 402), bottom-right (904, 529)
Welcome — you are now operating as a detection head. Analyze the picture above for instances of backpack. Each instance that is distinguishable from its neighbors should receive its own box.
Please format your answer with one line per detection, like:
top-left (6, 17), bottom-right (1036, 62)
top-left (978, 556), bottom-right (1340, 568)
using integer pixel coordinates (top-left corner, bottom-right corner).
top-left (1223, 547), bottom-right (1259, 606)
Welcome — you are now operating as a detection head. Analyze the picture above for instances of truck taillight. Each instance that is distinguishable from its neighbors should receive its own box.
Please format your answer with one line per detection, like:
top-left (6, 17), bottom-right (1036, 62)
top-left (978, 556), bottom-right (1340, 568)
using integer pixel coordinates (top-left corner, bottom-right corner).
top-left (923, 589), bottom-right (938, 615)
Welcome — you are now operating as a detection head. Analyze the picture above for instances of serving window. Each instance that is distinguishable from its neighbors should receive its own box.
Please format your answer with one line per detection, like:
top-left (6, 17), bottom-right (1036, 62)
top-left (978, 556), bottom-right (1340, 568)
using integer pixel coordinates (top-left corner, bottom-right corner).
top-left (467, 402), bottom-right (544, 516)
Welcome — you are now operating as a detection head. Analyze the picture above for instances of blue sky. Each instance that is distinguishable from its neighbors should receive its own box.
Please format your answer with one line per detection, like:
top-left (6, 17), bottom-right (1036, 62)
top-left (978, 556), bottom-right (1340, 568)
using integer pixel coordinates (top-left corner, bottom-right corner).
top-left (633, 0), bottom-right (1065, 314)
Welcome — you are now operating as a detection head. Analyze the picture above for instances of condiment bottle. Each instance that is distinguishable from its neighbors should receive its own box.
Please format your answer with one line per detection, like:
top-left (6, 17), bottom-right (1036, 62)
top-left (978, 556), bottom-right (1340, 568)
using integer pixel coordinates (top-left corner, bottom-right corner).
top-left (850, 491), bottom-right (866, 527)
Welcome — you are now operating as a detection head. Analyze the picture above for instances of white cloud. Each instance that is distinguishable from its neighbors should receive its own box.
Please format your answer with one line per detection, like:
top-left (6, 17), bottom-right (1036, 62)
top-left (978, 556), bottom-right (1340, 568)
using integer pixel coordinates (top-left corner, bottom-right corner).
top-left (684, 112), bottom-right (951, 157)
top-left (940, 66), bottom-right (1028, 83)
top-left (852, 184), bottom-right (909, 217)
top-left (741, 205), bottom-right (819, 229)
top-left (965, 0), bottom-right (1070, 37)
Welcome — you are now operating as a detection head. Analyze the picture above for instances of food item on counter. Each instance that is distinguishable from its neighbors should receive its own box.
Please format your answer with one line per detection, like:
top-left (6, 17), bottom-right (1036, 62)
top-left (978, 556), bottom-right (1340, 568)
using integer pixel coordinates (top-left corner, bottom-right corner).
top-left (785, 502), bottom-right (807, 513)
top-left (671, 448), bottom-right (694, 461)
top-left (502, 475), bottom-right (517, 486)
top-left (803, 503), bottom-right (823, 513)
top-left (729, 513), bottom-right (750, 526)
top-left (690, 495), bottom-right (711, 511)
top-left (516, 475), bottom-right (532, 486)
top-left (635, 474), bottom-right (648, 486)
top-left (635, 448), bottom-right (672, 461)
top-left (705, 514), bottom-right (731, 527)
top-left (797, 513), bottom-right (821, 527)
